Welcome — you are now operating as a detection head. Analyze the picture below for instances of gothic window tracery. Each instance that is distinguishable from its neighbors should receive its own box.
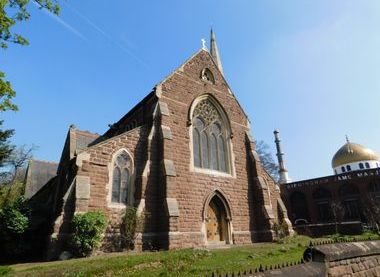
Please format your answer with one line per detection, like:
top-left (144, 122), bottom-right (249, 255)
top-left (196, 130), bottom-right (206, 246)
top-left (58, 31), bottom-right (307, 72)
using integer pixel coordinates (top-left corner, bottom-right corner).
top-left (192, 98), bottom-right (229, 173)
top-left (111, 151), bottom-right (133, 204)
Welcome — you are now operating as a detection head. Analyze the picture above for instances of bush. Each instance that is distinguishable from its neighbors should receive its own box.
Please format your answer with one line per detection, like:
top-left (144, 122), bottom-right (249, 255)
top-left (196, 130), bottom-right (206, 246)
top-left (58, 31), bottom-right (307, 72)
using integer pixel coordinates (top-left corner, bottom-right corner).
top-left (0, 197), bottom-right (29, 234)
top-left (0, 266), bottom-right (12, 276)
top-left (273, 220), bottom-right (289, 242)
top-left (71, 211), bottom-right (107, 257)
top-left (121, 207), bottom-right (146, 250)
top-left (0, 197), bottom-right (30, 260)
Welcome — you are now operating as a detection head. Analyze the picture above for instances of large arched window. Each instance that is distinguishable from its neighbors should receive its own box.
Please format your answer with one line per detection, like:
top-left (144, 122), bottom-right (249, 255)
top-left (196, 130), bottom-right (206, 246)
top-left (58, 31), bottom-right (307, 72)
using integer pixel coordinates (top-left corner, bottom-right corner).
top-left (192, 97), bottom-right (230, 173)
top-left (111, 151), bottom-right (133, 205)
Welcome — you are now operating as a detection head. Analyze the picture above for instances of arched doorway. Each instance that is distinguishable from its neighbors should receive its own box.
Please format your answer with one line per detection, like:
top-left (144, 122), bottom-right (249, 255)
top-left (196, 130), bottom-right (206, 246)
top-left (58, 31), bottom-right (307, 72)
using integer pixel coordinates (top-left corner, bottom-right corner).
top-left (204, 192), bottom-right (231, 244)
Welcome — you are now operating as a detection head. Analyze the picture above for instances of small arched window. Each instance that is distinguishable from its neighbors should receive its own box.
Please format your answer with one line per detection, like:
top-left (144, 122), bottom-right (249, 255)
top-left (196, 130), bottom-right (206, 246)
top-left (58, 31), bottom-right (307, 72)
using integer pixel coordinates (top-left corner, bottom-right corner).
top-left (341, 166), bottom-right (346, 173)
top-left (192, 98), bottom-right (229, 173)
top-left (346, 165), bottom-right (351, 171)
top-left (365, 162), bottom-right (370, 169)
top-left (201, 68), bottom-right (215, 84)
top-left (111, 151), bottom-right (133, 204)
top-left (359, 163), bottom-right (364, 169)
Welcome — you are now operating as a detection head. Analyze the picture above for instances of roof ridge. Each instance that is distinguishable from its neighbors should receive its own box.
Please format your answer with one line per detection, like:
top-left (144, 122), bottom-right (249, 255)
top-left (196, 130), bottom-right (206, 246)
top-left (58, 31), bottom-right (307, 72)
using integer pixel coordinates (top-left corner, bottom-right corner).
top-left (75, 129), bottom-right (100, 137)
top-left (30, 159), bottom-right (58, 165)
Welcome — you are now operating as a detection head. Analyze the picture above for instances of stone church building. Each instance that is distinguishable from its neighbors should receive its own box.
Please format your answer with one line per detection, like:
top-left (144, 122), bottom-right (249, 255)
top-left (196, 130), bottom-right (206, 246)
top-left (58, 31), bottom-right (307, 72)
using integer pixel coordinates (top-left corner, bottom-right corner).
top-left (26, 30), bottom-right (293, 258)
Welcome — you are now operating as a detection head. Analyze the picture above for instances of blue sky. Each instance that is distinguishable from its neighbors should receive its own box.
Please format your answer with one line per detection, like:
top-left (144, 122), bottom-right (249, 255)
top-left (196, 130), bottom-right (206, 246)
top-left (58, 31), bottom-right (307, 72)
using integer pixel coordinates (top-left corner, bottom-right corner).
top-left (2, 0), bottom-right (380, 181)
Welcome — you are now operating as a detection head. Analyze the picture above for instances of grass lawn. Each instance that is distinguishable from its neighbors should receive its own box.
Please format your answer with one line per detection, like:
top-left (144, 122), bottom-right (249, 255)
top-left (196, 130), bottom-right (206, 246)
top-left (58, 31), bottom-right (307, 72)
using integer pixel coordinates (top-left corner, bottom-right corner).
top-left (1, 233), bottom-right (379, 277)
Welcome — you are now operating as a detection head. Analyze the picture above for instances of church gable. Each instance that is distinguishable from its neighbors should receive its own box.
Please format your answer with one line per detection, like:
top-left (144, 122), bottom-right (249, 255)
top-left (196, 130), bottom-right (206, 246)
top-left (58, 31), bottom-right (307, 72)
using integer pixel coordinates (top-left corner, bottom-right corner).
top-left (158, 49), bottom-right (248, 129)
top-left (75, 125), bottom-right (149, 211)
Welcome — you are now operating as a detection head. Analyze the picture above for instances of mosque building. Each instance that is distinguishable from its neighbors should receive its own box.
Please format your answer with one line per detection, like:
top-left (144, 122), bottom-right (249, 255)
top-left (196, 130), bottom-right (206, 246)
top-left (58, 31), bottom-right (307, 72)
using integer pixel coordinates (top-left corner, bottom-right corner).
top-left (277, 131), bottom-right (380, 236)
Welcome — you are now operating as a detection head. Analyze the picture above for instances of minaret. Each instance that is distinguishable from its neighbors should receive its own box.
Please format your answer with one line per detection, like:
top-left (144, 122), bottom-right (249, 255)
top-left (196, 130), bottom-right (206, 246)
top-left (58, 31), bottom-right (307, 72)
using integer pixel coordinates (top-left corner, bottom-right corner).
top-left (274, 129), bottom-right (291, 184)
top-left (210, 29), bottom-right (224, 76)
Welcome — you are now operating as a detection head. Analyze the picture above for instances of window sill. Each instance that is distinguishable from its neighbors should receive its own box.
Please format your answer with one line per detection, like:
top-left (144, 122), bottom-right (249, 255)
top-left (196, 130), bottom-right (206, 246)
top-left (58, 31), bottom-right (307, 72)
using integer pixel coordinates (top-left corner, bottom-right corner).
top-left (107, 203), bottom-right (127, 209)
top-left (193, 167), bottom-right (233, 178)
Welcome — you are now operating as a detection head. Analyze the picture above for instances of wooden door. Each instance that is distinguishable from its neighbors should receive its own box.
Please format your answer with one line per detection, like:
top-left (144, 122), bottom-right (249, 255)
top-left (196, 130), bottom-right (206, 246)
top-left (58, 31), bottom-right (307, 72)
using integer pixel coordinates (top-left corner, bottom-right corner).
top-left (206, 202), bottom-right (221, 241)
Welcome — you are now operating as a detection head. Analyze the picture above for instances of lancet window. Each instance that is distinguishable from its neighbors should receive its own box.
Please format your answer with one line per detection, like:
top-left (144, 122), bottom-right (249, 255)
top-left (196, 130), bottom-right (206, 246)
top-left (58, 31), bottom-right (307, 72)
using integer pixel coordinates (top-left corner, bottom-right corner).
top-left (111, 151), bottom-right (132, 204)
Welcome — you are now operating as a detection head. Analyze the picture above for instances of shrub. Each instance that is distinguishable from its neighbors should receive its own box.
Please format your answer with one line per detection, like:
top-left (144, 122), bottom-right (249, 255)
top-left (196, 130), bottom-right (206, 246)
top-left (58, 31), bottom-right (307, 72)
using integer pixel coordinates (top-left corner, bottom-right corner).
top-left (0, 197), bottom-right (29, 235)
top-left (0, 197), bottom-right (30, 260)
top-left (71, 211), bottom-right (107, 257)
top-left (273, 220), bottom-right (289, 242)
top-left (121, 207), bottom-right (146, 250)
top-left (0, 266), bottom-right (13, 276)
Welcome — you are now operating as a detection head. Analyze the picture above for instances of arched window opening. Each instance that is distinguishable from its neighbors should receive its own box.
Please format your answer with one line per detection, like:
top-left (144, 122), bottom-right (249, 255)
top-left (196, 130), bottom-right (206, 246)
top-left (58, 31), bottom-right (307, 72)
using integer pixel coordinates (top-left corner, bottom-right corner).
top-left (365, 162), bottom-right (370, 169)
top-left (341, 166), bottom-right (346, 173)
top-left (359, 163), bottom-right (364, 169)
top-left (201, 68), bottom-right (215, 84)
top-left (369, 182), bottom-right (380, 200)
top-left (111, 151), bottom-right (133, 205)
top-left (339, 184), bottom-right (361, 220)
top-left (313, 188), bottom-right (332, 222)
top-left (192, 98), bottom-right (230, 173)
top-left (290, 192), bottom-right (309, 223)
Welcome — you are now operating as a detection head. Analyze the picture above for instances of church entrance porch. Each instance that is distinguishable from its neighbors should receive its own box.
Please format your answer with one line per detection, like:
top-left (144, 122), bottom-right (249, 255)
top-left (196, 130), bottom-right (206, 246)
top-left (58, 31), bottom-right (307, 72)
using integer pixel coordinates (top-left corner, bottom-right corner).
top-left (204, 191), bottom-right (232, 245)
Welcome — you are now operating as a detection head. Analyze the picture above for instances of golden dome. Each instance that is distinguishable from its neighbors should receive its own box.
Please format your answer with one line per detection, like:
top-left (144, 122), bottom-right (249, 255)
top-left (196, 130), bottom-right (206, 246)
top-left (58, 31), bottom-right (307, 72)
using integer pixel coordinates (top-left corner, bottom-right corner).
top-left (332, 142), bottom-right (379, 168)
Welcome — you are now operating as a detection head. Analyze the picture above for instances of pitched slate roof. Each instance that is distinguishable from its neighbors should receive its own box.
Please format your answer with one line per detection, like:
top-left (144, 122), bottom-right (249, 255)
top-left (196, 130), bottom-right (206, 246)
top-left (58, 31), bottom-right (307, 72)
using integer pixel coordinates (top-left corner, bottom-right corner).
top-left (75, 129), bottom-right (100, 151)
top-left (24, 160), bottom-right (58, 199)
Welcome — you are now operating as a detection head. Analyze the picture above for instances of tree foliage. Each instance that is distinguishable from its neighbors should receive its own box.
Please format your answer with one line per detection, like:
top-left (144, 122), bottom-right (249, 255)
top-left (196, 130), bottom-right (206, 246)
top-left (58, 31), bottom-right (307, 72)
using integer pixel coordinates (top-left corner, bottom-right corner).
top-left (1, 0), bottom-right (60, 49)
top-left (362, 195), bottom-right (380, 233)
top-left (0, 0), bottom-right (60, 167)
top-left (255, 140), bottom-right (280, 181)
top-left (0, 196), bottom-right (29, 234)
top-left (0, 196), bottom-right (31, 259)
top-left (0, 120), bottom-right (14, 167)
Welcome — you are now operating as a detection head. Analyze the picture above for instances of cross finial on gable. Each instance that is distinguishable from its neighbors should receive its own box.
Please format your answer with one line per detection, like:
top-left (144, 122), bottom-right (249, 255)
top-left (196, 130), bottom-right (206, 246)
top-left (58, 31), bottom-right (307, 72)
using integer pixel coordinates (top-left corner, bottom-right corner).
top-left (201, 38), bottom-right (207, 50)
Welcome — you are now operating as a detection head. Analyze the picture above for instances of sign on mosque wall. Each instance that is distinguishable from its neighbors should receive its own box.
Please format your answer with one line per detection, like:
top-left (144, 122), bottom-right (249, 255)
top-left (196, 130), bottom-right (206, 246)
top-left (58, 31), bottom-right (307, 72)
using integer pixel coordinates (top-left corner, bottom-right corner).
top-left (285, 168), bottom-right (380, 190)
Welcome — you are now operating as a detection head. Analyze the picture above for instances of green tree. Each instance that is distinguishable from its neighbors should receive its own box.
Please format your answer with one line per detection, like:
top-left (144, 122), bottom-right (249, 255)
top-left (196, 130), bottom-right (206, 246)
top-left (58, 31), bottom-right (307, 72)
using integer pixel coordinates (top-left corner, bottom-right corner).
top-left (0, 0), bottom-right (60, 166)
top-left (1, 0), bottom-right (60, 49)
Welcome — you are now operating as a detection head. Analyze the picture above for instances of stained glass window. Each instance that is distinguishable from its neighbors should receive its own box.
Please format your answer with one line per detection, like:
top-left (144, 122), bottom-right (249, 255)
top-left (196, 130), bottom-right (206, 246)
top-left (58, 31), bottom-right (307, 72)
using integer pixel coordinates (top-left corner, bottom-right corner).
top-left (193, 129), bottom-right (201, 167)
top-left (192, 98), bottom-right (230, 173)
top-left (111, 151), bottom-right (132, 204)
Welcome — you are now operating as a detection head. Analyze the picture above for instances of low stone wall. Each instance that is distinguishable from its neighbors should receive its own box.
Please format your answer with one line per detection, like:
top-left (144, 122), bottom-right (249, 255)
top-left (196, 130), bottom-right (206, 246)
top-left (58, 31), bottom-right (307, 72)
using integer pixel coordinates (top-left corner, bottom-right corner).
top-left (328, 255), bottom-right (380, 277)
top-left (219, 240), bottom-right (380, 277)
top-left (311, 241), bottom-right (380, 277)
